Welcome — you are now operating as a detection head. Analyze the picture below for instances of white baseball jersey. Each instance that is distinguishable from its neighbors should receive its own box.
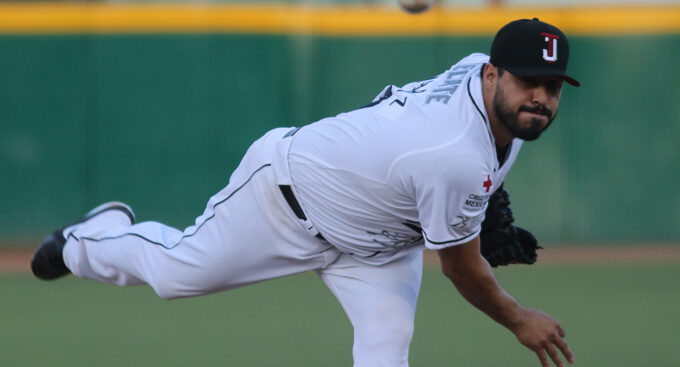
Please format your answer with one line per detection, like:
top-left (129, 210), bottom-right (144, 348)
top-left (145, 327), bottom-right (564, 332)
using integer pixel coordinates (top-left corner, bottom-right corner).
top-left (278, 53), bottom-right (523, 263)
top-left (60, 52), bottom-right (528, 367)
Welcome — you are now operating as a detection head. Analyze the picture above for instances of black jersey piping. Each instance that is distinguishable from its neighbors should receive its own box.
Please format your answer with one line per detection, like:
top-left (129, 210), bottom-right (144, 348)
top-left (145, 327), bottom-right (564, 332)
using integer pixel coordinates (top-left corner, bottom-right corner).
top-left (467, 73), bottom-right (508, 168)
top-left (467, 77), bottom-right (487, 124)
top-left (424, 230), bottom-right (477, 245)
top-left (69, 163), bottom-right (273, 249)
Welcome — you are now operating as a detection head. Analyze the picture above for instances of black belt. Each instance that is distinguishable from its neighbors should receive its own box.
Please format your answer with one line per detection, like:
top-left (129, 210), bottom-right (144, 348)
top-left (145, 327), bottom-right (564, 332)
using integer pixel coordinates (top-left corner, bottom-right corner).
top-left (278, 185), bottom-right (326, 241)
top-left (279, 184), bottom-right (380, 257)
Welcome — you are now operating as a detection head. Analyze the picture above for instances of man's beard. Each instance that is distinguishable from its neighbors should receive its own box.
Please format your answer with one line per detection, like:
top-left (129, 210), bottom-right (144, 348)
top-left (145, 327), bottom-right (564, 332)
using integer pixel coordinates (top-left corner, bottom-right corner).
top-left (492, 85), bottom-right (556, 141)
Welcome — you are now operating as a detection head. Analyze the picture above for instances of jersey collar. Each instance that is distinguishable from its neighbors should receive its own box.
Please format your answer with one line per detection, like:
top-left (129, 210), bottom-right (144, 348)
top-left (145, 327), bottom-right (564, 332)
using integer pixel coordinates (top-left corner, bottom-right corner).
top-left (466, 66), bottom-right (495, 147)
top-left (466, 65), bottom-right (515, 170)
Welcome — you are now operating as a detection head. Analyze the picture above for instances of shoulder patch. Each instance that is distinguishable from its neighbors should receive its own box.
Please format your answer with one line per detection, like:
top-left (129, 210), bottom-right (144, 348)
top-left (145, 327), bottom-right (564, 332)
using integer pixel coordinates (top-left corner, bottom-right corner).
top-left (461, 174), bottom-right (494, 211)
top-left (463, 193), bottom-right (490, 211)
top-left (450, 213), bottom-right (485, 229)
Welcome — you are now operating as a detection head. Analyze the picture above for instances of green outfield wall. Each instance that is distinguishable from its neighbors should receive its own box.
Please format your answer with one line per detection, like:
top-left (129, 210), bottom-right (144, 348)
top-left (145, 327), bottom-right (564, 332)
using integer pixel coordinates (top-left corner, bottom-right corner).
top-left (1, 7), bottom-right (679, 245)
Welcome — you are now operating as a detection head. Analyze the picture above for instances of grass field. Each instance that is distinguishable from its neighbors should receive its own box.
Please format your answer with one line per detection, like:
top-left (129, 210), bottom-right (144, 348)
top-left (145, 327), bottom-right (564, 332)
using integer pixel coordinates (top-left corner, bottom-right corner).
top-left (2, 263), bottom-right (679, 366)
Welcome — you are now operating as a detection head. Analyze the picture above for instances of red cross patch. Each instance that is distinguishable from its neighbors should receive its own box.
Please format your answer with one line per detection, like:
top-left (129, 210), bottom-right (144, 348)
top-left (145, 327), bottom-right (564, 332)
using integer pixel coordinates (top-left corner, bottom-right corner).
top-left (483, 175), bottom-right (492, 193)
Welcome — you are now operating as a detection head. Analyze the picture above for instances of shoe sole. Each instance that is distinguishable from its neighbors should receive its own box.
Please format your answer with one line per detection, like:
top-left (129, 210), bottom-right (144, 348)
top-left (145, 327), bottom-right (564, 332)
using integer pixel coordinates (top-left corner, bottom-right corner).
top-left (84, 201), bottom-right (135, 222)
top-left (62, 201), bottom-right (135, 239)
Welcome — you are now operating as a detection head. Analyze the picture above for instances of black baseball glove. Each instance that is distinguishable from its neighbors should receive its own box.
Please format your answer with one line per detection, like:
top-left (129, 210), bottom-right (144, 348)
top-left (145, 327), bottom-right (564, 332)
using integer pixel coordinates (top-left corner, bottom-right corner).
top-left (480, 185), bottom-right (542, 267)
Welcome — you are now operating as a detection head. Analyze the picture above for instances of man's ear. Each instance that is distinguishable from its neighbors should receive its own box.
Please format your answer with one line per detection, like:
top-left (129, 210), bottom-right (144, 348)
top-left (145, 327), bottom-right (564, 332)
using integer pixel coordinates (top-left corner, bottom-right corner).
top-left (483, 63), bottom-right (499, 87)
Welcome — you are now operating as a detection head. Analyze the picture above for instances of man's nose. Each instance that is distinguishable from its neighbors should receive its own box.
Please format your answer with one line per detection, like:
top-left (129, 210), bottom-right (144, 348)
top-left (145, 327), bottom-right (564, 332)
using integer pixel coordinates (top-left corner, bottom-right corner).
top-left (532, 85), bottom-right (549, 105)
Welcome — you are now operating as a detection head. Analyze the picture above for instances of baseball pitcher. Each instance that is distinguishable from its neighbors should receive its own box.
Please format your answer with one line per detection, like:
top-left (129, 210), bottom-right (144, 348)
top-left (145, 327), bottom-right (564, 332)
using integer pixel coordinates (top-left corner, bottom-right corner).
top-left (32, 18), bottom-right (578, 367)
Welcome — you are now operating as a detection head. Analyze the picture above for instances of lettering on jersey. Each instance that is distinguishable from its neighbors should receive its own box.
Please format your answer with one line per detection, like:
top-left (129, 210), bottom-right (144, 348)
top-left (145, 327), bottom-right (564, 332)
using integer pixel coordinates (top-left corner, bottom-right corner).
top-left (425, 63), bottom-right (476, 105)
top-left (463, 193), bottom-right (490, 211)
top-left (401, 80), bottom-right (432, 94)
top-left (366, 230), bottom-right (423, 248)
top-left (450, 213), bottom-right (485, 229)
top-left (425, 94), bottom-right (451, 105)
top-left (390, 97), bottom-right (407, 107)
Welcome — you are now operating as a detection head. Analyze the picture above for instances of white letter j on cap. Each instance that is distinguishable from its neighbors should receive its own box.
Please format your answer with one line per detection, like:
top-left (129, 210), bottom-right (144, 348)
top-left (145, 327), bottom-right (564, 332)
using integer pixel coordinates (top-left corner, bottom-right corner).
top-left (541, 32), bottom-right (559, 63)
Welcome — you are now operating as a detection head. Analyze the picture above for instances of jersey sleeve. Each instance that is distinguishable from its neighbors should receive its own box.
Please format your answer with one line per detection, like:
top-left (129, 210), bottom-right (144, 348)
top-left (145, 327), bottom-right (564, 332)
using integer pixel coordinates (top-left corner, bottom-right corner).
top-left (412, 154), bottom-right (493, 250)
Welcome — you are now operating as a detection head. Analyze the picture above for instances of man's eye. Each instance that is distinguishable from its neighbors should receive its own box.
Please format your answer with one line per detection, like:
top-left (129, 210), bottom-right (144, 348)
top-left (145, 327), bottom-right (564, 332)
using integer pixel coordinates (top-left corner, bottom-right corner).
top-left (546, 81), bottom-right (562, 94)
top-left (521, 77), bottom-right (539, 87)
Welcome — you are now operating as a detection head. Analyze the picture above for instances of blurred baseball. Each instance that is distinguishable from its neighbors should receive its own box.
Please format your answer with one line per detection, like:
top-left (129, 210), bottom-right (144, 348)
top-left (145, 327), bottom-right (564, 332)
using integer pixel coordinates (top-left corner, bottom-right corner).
top-left (398, 0), bottom-right (435, 14)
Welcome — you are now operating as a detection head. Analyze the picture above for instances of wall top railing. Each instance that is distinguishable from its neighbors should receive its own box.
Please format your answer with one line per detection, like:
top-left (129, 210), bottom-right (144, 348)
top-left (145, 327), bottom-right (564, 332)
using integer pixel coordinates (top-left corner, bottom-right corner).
top-left (0, 3), bottom-right (678, 36)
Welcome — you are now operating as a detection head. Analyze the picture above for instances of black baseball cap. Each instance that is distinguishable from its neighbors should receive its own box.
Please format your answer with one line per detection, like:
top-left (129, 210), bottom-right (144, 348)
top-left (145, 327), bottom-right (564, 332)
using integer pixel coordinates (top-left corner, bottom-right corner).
top-left (490, 18), bottom-right (580, 87)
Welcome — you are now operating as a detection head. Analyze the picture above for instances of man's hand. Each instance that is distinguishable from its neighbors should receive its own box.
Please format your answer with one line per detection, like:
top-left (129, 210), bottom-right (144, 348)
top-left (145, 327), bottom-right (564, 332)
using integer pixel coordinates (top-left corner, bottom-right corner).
top-left (438, 238), bottom-right (574, 367)
top-left (511, 307), bottom-right (575, 367)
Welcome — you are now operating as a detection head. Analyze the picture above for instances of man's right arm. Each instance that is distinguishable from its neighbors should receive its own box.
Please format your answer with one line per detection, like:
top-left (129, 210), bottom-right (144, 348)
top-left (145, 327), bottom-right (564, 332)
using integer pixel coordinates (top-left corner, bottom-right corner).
top-left (437, 236), bottom-right (575, 367)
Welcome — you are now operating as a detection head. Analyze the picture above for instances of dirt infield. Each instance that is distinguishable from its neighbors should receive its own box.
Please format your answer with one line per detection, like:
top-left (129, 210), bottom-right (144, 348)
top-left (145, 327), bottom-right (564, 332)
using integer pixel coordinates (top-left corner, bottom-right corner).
top-left (3, 245), bottom-right (680, 274)
top-left (0, 248), bottom-right (34, 273)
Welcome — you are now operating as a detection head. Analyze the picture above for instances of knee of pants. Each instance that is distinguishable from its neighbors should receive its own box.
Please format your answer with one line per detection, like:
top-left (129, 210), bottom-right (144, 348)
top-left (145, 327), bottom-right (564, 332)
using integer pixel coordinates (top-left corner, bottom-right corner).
top-left (352, 314), bottom-right (415, 365)
top-left (147, 269), bottom-right (215, 300)
top-left (149, 277), bottom-right (184, 300)
top-left (147, 258), bottom-right (242, 300)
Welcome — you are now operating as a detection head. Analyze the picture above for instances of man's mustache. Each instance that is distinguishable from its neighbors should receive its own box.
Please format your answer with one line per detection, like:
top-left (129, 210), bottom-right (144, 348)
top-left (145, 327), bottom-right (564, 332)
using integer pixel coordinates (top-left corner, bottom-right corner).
top-left (519, 104), bottom-right (552, 118)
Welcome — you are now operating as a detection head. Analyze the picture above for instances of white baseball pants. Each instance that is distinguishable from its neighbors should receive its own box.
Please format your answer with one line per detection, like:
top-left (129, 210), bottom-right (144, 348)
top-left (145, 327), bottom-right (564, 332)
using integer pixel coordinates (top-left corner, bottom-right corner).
top-left (63, 128), bottom-right (424, 367)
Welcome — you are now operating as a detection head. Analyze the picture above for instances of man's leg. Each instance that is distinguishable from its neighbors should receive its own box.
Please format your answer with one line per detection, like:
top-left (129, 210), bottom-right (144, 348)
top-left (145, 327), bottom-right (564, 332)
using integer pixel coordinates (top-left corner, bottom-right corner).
top-left (57, 129), bottom-right (339, 299)
top-left (317, 249), bottom-right (423, 367)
